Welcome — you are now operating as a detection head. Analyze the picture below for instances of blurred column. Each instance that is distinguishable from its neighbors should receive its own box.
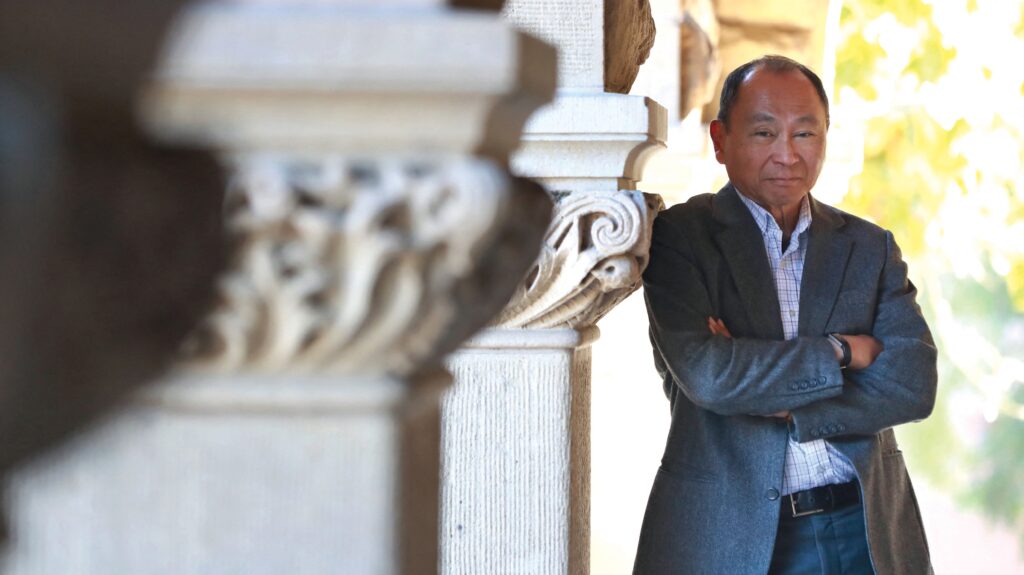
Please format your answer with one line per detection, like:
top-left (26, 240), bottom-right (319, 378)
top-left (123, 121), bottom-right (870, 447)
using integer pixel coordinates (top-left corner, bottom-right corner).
top-left (0, 0), bottom-right (225, 550)
top-left (2, 1), bottom-right (555, 574)
top-left (439, 1), bottom-right (666, 573)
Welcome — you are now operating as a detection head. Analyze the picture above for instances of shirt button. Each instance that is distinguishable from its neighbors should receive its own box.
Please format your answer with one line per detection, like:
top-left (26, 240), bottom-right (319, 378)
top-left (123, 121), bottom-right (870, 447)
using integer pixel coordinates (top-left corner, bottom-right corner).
top-left (789, 310), bottom-right (797, 318)
top-left (766, 488), bottom-right (780, 501)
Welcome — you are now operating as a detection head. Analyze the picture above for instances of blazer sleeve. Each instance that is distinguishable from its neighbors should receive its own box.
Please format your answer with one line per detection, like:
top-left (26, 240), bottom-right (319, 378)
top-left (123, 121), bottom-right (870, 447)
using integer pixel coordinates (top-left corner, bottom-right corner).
top-left (788, 231), bottom-right (938, 442)
top-left (643, 212), bottom-right (845, 417)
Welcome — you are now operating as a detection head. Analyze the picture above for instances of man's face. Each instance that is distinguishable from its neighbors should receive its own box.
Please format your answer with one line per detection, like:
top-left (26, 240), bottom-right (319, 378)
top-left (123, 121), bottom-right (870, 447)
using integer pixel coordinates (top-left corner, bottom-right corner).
top-left (710, 68), bottom-right (827, 213)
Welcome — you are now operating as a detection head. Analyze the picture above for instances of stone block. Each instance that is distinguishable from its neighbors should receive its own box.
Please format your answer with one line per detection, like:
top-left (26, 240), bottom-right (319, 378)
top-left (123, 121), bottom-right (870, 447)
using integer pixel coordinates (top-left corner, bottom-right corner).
top-left (604, 0), bottom-right (656, 94)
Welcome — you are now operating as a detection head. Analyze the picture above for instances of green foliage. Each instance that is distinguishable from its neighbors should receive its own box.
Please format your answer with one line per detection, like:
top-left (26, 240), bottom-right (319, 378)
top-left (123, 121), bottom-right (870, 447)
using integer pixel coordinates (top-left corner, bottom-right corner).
top-left (836, 0), bottom-right (1024, 549)
top-left (966, 385), bottom-right (1024, 531)
top-left (906, 21), bottom-right (956, 83)
top-left (835, 34), bottom-right (884, 101)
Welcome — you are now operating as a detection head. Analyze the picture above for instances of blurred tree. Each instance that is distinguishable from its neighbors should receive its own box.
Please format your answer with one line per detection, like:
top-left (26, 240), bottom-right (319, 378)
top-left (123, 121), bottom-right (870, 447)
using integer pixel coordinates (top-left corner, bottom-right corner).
top-left (835, 0), bottom-right (1024, 546)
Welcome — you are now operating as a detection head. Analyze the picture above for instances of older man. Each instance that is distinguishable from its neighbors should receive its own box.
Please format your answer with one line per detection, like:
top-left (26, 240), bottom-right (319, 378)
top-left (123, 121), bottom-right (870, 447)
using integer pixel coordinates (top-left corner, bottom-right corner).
top-left (633, 55), bottom-right (937, 574)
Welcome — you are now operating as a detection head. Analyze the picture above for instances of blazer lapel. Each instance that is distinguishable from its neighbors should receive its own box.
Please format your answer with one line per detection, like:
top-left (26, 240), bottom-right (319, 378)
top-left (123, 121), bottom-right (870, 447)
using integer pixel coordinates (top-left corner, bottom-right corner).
top-left (712, 185), bottom-right (784, 340)
top-left (798, 195), bottom-right (852, 336)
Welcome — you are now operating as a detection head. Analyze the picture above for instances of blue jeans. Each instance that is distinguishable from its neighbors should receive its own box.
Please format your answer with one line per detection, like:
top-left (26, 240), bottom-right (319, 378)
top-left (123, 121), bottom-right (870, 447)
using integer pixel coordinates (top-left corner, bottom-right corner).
top-left (768, 501), bottom-right (875, 575)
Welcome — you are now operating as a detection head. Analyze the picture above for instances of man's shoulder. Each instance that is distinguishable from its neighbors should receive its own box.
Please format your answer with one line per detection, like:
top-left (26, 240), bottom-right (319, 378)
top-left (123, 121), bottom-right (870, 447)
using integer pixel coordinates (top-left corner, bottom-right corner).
top-left (657, 192), bottom-right (716, 226)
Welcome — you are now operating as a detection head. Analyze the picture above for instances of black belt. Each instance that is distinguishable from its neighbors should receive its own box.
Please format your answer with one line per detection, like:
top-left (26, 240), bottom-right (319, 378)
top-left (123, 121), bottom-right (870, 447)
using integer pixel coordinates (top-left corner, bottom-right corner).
top-left (782, 480), bottom-right (860, 518)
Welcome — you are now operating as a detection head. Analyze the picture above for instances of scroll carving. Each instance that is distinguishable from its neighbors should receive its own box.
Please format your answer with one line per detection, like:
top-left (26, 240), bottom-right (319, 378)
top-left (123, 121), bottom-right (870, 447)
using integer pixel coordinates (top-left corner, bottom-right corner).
top-left (494, 190), bottom-right (663, 329)
top-left (183, 156), bottom-right (551, 376)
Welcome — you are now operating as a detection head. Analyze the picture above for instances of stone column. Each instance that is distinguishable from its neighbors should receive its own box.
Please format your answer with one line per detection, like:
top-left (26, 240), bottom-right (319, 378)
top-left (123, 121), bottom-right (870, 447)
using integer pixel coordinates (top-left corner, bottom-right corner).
top-left (2, 2), bottom-right (555, 574)
top-left (439, 2), bottom-right (666, 573)
top-left (0, 0), bottom-right (224, 550)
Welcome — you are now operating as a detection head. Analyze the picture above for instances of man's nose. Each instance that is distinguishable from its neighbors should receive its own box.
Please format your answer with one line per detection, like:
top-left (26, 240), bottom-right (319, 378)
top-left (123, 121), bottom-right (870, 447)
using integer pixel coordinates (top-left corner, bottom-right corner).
top-left (772, 136), bottom-right (799, 165)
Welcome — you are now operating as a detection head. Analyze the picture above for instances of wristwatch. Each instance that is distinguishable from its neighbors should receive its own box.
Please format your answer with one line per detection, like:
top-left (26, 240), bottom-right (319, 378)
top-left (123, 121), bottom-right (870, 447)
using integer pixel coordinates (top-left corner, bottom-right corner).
top-left (827, 333), bottom-right (851, 369)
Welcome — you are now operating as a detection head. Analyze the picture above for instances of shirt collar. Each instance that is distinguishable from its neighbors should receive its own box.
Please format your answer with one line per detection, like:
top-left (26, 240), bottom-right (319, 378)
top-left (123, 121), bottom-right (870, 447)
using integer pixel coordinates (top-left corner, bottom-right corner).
top-left (735, 189), bottom-right (813, 240)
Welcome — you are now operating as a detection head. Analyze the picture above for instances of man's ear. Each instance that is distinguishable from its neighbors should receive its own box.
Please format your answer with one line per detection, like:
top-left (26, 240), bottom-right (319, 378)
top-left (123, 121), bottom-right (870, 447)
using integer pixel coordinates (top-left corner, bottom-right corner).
top-left (709, 119), bottom-right (727, 165)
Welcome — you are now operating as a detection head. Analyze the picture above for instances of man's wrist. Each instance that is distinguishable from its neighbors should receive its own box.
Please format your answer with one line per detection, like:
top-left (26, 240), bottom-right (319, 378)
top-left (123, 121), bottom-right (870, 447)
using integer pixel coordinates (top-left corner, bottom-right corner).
top-left (826, 333), bottom-right (851, 369)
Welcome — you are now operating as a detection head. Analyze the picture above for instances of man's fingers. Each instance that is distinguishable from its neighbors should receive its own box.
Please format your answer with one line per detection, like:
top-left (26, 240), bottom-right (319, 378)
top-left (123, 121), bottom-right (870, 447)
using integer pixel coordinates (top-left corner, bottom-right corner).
top-left (716, 319), bottom-right (732, 338)
top-left (708, 317), bottom-right (733, 338)
top-left (843, 334), bottom-right (884, 370)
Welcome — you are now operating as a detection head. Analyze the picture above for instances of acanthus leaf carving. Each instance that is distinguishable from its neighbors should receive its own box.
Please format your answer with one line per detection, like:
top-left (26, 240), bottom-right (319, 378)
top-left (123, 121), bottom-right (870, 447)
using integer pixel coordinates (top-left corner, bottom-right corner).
top-left (182, 155), bottom-right (551, 377)
top-left (494, 190), bottom-right (663, 329)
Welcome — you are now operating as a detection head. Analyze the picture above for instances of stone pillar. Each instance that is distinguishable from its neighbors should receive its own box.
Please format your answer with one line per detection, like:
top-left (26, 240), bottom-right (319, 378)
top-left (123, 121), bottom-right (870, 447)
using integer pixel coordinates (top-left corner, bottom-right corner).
top-left (0, 0), bottom-right (225, 549)
top-left (2, 2), bottom-right (555, 574)
top-left (703, 0), bottom-right (835, 122)
top-left (629, 0), bottom-right (721, 206)
top-left (439, 2), bottom-right (666, 573)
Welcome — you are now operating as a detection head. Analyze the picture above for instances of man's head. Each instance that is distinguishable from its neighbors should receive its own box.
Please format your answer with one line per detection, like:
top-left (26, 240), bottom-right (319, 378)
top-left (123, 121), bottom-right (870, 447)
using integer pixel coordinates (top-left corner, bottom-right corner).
top-left (710, 55), bottom-right (829, 215)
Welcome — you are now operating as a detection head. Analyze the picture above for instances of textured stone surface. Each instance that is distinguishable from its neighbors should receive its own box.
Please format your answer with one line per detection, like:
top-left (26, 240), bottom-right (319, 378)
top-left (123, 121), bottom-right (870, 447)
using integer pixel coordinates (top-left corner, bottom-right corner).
top-left (440, 329), bottom-right (594, 574)
top-left (143, 2), bottom-right (557, 161)
top-left (3, 371), bottom-right (447, 575)
top-left (512, 94), bottom-right (668, 192)
top-left (183, 156), bottom-right (551, 378)
top-left (503, 93), bottom-right (667, 331)
top-left (504, 0), bottom-right (605, 90)
top-left (604, 0), bottom-right (656, 94)
top-left (495, 190), bottom-right (662, 328)
top-left (437, 6), bottom-right (667, 572)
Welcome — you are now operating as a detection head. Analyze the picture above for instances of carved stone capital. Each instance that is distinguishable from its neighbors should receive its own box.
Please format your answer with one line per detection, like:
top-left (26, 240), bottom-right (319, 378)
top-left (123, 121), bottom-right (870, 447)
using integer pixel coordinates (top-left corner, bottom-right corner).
top-left (183, 155), bottom-right (551, 377)
top-left (494, 190), bottom-right (663, 329)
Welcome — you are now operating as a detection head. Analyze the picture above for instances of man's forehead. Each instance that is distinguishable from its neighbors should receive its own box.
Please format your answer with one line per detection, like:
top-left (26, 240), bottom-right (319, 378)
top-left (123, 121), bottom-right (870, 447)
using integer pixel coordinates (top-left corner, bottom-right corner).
top-left (733, 70), bottom-right (825, 118)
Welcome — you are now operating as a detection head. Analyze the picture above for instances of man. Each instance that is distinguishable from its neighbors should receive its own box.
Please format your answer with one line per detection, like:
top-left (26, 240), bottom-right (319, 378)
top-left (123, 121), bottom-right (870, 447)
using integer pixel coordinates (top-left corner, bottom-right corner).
top-left (633, 55), bottom-right (937, 574)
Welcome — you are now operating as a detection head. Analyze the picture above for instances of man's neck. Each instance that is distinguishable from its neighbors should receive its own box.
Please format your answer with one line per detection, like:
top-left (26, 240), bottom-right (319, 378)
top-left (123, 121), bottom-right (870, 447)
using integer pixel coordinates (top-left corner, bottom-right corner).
top-left (768, 204), bottom-right (801, 246)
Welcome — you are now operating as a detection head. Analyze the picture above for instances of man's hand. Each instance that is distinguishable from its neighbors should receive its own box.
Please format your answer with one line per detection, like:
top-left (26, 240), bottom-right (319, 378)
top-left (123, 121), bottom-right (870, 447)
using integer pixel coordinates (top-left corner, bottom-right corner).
top-left (708, 317), bottom-right (789, 419)
top-left (837, 333), bottom-right (884, 370)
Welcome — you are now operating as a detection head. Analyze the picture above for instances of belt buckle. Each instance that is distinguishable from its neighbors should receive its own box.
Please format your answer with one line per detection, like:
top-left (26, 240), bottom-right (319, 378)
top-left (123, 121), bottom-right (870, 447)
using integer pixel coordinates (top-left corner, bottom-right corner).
top-left (789, 493), bottom-right (824, 518)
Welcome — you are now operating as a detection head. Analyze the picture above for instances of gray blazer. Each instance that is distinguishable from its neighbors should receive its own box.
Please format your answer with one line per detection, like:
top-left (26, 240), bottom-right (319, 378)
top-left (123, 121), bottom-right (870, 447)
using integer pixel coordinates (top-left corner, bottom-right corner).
top-left (634, 184), bottom-right (938, 574)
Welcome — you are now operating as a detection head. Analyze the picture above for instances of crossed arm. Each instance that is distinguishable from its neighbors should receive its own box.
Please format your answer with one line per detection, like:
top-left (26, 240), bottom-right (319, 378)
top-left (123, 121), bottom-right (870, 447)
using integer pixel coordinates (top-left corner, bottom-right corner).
top-left (706, 316), bottom-right (883, 419)
top-left (644, 216), bottom-right (937, 440)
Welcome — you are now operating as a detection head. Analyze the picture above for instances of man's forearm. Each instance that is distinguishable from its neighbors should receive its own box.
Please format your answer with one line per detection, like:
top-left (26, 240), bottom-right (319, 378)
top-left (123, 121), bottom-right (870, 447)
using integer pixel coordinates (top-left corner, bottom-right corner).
top-left (649, 317), bottom-right (846, 416)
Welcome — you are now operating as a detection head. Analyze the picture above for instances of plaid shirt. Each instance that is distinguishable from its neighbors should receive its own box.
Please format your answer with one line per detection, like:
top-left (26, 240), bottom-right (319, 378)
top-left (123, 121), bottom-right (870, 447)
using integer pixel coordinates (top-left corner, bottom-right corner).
top-left (736, 192), bottom-right (857, 495)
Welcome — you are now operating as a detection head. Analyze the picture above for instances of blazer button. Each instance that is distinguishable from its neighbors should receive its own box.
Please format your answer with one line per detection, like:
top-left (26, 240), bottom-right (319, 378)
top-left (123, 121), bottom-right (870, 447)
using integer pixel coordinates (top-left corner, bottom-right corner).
top-left (766, 488), bottom-right (780, 501)
top-left (811, 429), bottom-right (820, 437)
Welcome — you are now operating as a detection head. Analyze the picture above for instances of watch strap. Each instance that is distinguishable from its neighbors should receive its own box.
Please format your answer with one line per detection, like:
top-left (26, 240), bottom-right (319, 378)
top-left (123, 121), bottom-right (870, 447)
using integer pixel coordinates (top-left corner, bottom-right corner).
top-left (827, 333), bottom-right (851, 369)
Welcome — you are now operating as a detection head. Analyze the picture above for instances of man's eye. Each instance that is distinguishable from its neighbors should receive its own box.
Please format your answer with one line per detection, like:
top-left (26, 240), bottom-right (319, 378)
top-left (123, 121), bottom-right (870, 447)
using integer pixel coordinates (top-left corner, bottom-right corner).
top-left (754, 131), bottom-right (773, 137)
top-left (795, 132), bottom-right (816, 138)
